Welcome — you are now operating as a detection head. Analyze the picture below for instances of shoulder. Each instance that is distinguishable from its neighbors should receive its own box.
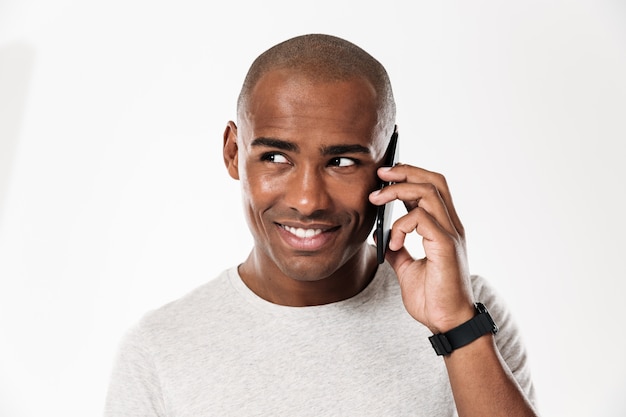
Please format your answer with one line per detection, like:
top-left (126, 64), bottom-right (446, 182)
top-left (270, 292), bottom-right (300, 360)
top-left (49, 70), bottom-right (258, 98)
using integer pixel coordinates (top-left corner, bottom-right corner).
top-left (469, 275), bottom-right (516, 339)
top-left (105, 270), bottom-right (235, 417)
top-left (127, 268), bottom-right (238, 349)
top-left (469, 275), bottom-right (519, 348)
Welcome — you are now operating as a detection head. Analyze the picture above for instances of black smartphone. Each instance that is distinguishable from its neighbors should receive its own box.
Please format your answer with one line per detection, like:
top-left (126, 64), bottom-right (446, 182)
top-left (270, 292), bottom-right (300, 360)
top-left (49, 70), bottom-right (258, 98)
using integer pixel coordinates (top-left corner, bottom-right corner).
top-left (375, 129), bottom-right (399, 264)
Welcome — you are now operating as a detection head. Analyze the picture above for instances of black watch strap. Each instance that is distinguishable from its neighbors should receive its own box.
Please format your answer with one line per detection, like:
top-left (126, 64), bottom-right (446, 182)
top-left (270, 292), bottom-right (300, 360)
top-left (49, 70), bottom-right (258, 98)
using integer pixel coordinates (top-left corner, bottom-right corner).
top-left (428, 302), bottom-right (499, 356)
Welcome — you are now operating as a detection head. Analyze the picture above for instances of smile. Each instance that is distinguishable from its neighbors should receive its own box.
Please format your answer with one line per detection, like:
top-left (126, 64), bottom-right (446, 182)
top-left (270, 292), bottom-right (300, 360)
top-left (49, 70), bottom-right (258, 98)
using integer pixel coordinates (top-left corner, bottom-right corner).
top-left (276, 223), bottom-right (340, 251)
top-left (281, 225), bottom-right (325, 238)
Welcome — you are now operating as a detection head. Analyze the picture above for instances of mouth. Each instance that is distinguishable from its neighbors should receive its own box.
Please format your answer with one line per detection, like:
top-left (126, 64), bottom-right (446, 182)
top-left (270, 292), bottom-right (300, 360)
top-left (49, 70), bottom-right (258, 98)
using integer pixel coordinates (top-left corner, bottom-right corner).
top-left (276, 223), bottom-right (340, 251)
top-left (280, 225), bottom-right (326, 238)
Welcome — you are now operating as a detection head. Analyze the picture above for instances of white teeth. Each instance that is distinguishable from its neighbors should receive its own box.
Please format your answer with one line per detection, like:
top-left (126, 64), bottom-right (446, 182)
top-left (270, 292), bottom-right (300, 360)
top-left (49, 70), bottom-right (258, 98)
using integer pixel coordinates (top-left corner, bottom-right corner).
top-left (283, 225), bottom-right (323, 238)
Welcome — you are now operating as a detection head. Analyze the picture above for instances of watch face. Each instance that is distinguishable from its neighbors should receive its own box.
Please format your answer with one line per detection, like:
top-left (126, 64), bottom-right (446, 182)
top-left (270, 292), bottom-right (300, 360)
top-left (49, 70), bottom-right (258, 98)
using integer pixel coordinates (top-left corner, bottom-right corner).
top-left (476, 302), bottom-right (499, 334)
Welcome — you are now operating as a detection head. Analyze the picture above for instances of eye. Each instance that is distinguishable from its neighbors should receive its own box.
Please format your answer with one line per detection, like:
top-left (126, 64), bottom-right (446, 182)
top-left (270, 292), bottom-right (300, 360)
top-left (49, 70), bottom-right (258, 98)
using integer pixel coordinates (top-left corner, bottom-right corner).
top-left (329, 157), bottom-right (357, 167)
top-left (261, 153), bottom-right (290, 164)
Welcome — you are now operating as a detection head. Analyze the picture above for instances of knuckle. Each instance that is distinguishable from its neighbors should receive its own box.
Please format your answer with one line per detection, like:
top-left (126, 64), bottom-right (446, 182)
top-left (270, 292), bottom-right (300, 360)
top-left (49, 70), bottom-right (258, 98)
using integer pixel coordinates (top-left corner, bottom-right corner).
top-left (392, 215), bottom-right (415, 234)
top-left (439, 233), bottom-right (458, 250)
top-left (432, 172), bottom-right (447, 184)
top-left (431, 172), bottom-right (449, 191)
top-left (424, 183), bottom-right (439, 197)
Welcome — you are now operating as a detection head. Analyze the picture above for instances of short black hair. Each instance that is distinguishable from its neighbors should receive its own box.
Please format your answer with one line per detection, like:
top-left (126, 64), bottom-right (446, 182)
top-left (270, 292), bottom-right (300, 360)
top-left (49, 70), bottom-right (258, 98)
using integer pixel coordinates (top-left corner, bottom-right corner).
top-left (237, 34), bottom-right (396, 128)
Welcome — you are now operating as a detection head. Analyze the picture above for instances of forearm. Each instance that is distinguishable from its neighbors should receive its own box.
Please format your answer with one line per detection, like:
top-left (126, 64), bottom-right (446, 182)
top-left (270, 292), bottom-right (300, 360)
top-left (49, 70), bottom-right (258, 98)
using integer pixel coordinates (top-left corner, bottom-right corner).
top-left (444, 335), bottom-right (538, 417)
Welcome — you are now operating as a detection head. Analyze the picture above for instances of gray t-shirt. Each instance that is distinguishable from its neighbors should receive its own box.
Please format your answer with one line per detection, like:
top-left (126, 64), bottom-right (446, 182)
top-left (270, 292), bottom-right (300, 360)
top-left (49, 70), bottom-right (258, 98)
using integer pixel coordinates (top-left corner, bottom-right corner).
top-left (104, 262), bottom-right (536, 416)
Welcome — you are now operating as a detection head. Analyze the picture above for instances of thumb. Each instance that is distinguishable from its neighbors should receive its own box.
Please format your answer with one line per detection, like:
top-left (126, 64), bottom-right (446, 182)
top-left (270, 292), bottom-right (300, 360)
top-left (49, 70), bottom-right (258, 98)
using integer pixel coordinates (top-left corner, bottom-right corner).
top-left (384, 245), bottom-right (414, 278)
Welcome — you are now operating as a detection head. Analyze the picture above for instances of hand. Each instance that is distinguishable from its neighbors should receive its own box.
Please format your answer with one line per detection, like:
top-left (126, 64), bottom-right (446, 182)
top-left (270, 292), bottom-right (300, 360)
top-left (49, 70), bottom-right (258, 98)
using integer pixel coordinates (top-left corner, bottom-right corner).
top-left (369, 164), bottom-right (476, 333)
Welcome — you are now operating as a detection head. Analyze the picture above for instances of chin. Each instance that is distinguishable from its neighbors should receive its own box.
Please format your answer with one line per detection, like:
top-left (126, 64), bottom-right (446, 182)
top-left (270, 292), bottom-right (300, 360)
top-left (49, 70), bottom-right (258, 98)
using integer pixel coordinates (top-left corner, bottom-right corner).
top-left (276, 256), bottom-right (344, 282)
top-left (273, 241), bottom-right (371, 283)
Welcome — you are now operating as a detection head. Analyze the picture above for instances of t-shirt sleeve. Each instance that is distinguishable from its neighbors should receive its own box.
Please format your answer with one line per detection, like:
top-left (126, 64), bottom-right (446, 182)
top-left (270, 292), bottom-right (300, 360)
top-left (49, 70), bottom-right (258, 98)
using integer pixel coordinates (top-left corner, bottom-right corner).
top-left (471, 275), bottom-right (538, 409)
top-left (104, 322), bottom-right (167, 417)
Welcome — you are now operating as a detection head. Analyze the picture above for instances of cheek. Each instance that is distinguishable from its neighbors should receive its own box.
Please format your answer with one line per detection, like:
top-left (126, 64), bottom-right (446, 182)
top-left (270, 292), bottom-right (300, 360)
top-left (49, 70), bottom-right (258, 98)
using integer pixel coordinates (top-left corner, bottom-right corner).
top-left (332, 177), bottom-right (377, 214)
top-left (342, 188), bottom-right (370, 210)
top-left (240, 169), bottom-right (284, 213)
top-left (358, 176), bottom-right (381, 221)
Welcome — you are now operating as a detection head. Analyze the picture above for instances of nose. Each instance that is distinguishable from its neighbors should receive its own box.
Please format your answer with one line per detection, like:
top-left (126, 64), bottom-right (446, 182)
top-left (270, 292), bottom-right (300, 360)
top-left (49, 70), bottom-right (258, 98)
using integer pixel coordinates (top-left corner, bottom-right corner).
top-left (284, 164), bottom-right (331, 217)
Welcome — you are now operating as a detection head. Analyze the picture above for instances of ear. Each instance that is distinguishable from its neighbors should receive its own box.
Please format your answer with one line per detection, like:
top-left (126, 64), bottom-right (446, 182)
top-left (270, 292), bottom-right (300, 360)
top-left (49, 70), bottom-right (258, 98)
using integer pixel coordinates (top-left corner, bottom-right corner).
top-left (223, 121), bottom-right (240, 180)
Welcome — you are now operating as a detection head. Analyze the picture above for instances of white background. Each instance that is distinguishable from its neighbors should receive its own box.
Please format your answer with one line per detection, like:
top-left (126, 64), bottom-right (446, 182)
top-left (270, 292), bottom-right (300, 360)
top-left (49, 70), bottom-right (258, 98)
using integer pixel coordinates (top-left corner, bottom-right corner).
top-left (1, 1), bottom-right (625, 416)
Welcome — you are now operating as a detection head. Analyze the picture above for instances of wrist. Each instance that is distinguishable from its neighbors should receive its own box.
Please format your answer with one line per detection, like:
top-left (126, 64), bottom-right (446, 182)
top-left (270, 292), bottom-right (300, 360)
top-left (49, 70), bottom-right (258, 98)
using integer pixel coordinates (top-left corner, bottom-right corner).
top-left (428, 302), bottom-right (499, 356)
top-left (432, 305), bottom-right (476, 334)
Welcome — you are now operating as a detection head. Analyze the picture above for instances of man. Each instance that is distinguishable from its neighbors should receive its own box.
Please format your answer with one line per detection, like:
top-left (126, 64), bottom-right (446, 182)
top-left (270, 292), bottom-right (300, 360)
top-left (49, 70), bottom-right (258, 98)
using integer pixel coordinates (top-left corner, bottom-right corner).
top-left (105, 34), bottom-right (538, 416)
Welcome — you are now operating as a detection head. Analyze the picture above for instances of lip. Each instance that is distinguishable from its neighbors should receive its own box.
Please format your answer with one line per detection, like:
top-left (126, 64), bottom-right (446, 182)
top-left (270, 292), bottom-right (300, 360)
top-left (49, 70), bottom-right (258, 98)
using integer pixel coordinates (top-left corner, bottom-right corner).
top-left (275, 222), bottom-right (340, 251)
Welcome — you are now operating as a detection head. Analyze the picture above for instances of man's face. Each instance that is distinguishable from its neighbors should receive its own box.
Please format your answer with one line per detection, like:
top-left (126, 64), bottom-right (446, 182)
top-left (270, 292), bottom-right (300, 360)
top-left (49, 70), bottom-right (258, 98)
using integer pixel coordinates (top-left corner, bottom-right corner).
top-left (226, 69), bottom-right (390, 282)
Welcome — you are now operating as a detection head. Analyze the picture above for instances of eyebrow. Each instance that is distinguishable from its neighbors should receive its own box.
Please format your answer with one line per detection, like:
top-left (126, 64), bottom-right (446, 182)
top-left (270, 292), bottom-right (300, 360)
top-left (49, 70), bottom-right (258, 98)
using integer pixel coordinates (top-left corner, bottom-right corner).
top-left (250, 137), bottom-right (371, 156)
top-left (321, 144), bottom-right (371, 156)
top-left (251, 137), bottom-right (299, 152)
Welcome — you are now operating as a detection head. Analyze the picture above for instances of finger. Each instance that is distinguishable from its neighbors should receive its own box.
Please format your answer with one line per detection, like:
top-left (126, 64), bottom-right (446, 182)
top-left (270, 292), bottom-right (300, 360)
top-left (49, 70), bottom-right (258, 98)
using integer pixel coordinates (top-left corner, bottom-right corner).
top-left (384, 244), bottom-right (415, 278)
top-left (389, 206), bottom-right (457, 255)
top-left (376, 165), bottom-right (465, 238)
top-left (371, 181), bottom-right (458, 239)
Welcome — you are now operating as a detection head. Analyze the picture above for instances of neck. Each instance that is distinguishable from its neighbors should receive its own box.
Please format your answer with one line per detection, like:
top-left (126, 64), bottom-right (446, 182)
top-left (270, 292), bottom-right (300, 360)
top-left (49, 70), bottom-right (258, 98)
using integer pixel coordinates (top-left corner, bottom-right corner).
top-left (238, 244), bottom-right (378, 307)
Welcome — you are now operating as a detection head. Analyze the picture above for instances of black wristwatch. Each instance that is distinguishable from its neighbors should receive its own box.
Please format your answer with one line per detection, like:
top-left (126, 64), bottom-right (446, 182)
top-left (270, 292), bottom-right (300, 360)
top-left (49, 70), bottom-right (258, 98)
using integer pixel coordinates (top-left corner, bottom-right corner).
top-left (428, 302), bottom-right (499, 356)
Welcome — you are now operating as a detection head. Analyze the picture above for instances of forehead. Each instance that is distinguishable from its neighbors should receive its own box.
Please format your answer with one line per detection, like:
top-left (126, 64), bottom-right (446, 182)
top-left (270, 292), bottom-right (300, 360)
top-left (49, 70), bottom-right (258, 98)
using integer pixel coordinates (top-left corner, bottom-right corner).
top-left (239, 69), bottom-right (387, 151)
